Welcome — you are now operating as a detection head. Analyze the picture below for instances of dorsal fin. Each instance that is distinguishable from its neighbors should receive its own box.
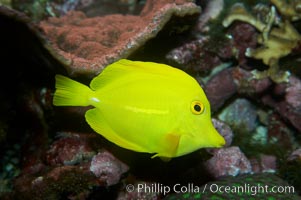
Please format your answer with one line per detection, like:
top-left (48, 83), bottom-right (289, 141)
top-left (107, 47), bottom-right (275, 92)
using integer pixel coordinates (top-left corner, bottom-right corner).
top-left (90, 59), bottom-right (191, 90)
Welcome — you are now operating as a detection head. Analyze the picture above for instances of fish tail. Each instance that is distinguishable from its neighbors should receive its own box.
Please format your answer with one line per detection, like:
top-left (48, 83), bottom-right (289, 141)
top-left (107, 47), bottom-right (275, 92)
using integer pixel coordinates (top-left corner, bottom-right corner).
top-left (53, 75), bottom-right (93, 106)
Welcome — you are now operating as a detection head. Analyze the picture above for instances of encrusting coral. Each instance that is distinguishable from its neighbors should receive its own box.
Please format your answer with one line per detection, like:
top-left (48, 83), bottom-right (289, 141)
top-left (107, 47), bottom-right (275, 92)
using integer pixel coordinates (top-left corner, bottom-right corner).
top-left (40, 0), bottom-right (201, 77)
top-left (223, 1), bottom-right (301, 83)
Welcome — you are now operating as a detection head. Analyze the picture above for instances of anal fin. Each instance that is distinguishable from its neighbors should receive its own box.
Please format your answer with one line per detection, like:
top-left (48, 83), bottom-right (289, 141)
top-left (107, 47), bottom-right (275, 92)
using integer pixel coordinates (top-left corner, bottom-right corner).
top-left (85, 108), bottom-right (147, 153)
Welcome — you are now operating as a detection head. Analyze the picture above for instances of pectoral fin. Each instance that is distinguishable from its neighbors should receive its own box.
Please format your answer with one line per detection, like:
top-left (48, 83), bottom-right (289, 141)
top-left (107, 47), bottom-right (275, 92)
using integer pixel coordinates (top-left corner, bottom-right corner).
top-left (151, 133), bottom-right (180, 160)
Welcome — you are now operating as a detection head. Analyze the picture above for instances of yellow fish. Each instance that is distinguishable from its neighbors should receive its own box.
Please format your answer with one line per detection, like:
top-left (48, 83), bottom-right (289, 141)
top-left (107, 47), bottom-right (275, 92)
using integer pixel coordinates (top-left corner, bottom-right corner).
top-left (53, 59), bottom-right (225, 159)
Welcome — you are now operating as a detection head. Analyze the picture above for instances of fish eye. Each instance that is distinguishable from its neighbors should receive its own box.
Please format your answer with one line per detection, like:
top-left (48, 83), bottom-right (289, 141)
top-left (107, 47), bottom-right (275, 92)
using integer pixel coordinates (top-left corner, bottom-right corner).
top-left (191, 101), bottom-right (205, 115)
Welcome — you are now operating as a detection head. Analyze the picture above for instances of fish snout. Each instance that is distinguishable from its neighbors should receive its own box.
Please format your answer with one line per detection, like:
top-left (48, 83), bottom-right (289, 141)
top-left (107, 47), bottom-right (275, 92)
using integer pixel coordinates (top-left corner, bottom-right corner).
top-left (209, 126), bottom-right (226, 148)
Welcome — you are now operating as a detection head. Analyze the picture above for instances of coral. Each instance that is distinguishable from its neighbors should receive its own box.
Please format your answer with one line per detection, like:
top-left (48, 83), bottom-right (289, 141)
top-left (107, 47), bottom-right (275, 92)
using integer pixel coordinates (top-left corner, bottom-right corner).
top-left (46, 132), bottom-right (96, 166)
top-left (39, 0), bottom-right (201, 77)
top-left (90, 151), bottom-right (129, 186)
top-left (204, 146), bottom-right (252, 178)
top-left (223, 3), bottom-right (301, 83)
top-left (271, 0), bottom-right (301, 21)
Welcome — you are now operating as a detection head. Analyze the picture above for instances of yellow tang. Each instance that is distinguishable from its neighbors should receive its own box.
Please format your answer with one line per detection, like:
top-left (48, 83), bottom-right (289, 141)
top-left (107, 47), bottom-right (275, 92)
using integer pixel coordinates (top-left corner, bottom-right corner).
top-left (53, 59), bottom-right (225, 159)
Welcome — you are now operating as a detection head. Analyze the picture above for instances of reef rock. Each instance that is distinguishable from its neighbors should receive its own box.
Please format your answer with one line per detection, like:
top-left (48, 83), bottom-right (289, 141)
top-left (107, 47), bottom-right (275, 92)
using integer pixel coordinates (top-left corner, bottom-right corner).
top-left (205, 146), bottom-right (252, 178)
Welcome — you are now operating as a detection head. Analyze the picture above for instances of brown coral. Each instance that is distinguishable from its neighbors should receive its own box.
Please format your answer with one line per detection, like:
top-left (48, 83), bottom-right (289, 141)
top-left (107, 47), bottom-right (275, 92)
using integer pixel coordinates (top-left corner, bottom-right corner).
top-left (271, 0), bottom-right (301, 21)
top-left (40, 0), bottom-right (200, 77)
top-left (223, 3), bottom-right (301, 83)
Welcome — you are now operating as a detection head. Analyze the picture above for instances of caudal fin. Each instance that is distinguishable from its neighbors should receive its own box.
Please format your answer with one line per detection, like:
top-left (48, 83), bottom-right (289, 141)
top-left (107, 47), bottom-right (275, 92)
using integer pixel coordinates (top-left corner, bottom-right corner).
top-left (53, 75), bottom-right (93, 106)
